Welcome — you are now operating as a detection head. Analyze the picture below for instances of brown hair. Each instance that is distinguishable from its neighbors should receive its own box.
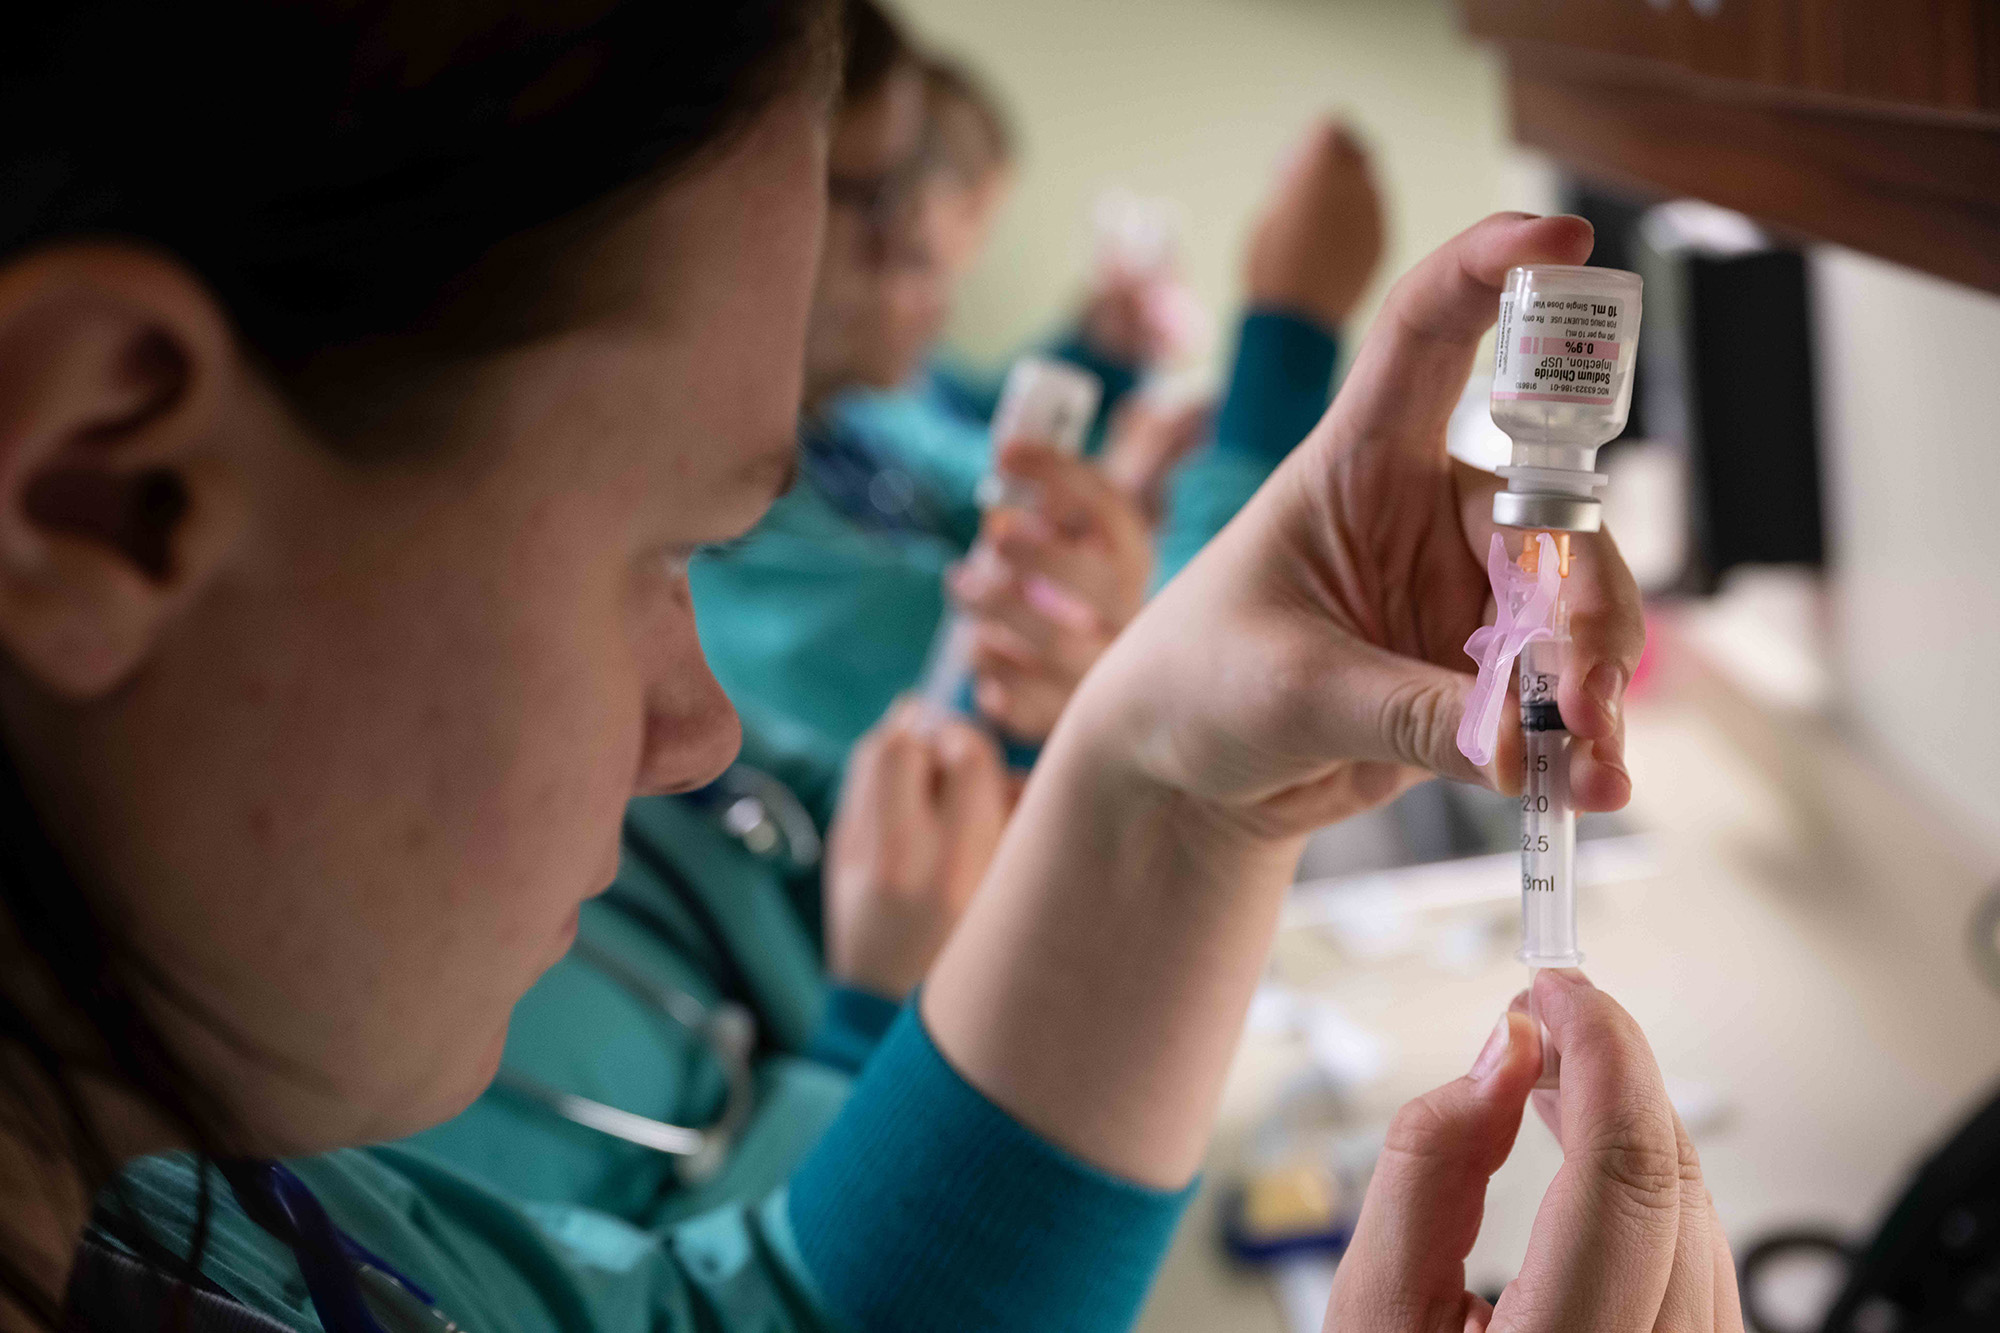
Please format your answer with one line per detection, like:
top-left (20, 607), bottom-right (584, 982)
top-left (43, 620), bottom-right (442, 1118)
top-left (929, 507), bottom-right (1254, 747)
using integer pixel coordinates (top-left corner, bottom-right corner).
top-left (924, 55), bottom-right (1017, 186)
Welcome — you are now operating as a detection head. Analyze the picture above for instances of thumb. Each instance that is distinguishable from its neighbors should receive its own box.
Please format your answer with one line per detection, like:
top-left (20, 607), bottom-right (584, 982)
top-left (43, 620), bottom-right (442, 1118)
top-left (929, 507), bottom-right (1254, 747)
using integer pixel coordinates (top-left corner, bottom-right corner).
top-left (1330, 636), bottom-right (1493, 788)
top-left (1327, 1011), bottom-right (1541, 1332)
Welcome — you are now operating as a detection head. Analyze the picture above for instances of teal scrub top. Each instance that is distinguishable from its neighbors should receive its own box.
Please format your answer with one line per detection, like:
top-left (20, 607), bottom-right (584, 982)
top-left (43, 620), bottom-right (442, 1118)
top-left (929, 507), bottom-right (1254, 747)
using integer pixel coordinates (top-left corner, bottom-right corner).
top-left (693, 311), bottom-right (1340, 772)
top-left (105, 1000), bottom-right (1190, 1333)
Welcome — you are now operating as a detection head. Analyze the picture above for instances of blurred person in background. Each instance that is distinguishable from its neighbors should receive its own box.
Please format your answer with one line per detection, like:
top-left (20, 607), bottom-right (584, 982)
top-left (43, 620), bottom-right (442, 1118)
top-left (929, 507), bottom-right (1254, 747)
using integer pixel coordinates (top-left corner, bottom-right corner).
top-left (695, 6), bottom-right (1390, 769)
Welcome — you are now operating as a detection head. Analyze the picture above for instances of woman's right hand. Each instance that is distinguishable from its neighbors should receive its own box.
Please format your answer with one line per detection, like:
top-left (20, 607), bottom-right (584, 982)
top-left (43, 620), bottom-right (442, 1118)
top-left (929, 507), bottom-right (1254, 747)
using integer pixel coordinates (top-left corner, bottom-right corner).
top-left (1324, 970), bottom-right (1744, 1333)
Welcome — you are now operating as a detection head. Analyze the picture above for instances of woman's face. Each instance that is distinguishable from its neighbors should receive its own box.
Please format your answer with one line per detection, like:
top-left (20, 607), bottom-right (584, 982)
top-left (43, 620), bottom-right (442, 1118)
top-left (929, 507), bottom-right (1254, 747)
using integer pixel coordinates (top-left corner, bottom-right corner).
top-left (802, 63), bottom-right (952, 405)
top-left (0, 94), bottom-right (827, 1152)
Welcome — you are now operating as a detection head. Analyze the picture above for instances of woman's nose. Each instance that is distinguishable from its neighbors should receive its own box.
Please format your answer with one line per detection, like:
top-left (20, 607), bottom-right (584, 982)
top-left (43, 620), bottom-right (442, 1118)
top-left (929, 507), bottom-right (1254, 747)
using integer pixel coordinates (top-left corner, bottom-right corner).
top-left (630, 567), bottom-right (742, 798)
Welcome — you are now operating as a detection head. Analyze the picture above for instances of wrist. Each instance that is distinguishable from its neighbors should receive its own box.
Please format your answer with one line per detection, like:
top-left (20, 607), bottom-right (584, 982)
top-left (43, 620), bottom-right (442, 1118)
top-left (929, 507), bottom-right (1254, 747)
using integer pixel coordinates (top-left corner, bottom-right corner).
top-left (1042, 665), bottom-right (1294, 863)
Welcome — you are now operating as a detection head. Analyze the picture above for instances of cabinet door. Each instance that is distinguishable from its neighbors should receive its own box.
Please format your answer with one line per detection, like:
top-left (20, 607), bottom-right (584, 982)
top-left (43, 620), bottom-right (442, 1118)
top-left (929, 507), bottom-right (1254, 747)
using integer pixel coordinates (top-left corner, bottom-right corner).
top-left (1462, 0), bottom-right (2000, 122)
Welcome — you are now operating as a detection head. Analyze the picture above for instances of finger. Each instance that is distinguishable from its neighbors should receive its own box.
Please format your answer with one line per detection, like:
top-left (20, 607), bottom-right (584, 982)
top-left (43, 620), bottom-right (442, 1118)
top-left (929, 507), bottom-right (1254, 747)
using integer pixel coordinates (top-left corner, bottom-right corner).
top-left (828, 724), bottom-right (889, 863)
top-left (871, 714), bottom-right (941, 891)
top-left (1508, 969), bottom-right (1682, 1332)
top-left (1556, 529), bottom-right (1643, 740)
top-left (987, 519), bottom-right (1123, 616)
top-left (973, 668), bottom-right (1066, 744)
top-left (968, 620), bottom-right (1092, 689)
top-left (1555, 527), bottom-right (1642, 814)
top-left (1711, 1193), bottom-right (1746, 1332)
top-left (933, 720), bottom-right (1009, 910)
top-left (956, 576), bottom-right (1065, 657)
top-left (1323, 632), bottom-right (1489, 787)
top-left (1327, 1009), bottom-right (1541, 1331)
top-left (1651, 1109), bottom-right (1715, 1333)
top-left (1567, 706), bottom-right (1629, 816)
top-left (1329, 213), bottom-right (1594, 460)
top-left (996, 439), bottom-right (1147, 548)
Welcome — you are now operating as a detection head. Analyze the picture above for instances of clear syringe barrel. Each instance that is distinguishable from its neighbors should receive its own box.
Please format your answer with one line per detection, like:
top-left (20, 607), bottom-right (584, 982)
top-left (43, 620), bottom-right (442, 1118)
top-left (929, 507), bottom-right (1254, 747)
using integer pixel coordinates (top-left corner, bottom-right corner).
top-left (1519, 597), bottom-right (1576, 1090)
top-left (1518, 623), bottom-right (1578, 970)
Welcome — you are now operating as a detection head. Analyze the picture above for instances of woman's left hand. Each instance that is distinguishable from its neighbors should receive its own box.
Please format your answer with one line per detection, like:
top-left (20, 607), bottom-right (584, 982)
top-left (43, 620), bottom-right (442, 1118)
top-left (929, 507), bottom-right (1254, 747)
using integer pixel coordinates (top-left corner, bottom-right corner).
top-left (948, 442), bottom-right (1153, 744)
top-left (1071, 211), bottom-right (1642, 839)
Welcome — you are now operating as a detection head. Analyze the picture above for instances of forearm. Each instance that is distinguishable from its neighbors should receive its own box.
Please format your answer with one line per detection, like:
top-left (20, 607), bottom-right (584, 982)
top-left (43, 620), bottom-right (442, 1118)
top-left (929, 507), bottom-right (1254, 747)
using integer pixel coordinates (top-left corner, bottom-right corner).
top-left (921, 697), bottom-right (1305, 1189)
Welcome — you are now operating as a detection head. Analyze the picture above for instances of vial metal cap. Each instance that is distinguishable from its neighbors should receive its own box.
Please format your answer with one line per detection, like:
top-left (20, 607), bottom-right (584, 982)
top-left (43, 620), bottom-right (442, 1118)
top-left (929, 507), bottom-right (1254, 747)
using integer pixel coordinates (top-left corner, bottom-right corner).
top-left (1492, 490), bottom-right (1602, 533)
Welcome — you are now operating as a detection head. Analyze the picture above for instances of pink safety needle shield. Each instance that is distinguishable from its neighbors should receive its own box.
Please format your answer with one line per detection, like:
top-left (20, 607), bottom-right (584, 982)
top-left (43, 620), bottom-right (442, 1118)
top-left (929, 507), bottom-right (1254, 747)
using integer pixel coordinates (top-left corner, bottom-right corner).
top-left (1456, 532), bottom-right (1562, 769)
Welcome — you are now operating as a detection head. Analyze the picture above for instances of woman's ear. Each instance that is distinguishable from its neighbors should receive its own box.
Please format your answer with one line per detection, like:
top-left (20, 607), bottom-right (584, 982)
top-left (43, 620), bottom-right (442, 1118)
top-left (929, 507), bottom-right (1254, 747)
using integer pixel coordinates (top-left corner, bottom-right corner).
top-left (0, 244), bottom-right (247, 698)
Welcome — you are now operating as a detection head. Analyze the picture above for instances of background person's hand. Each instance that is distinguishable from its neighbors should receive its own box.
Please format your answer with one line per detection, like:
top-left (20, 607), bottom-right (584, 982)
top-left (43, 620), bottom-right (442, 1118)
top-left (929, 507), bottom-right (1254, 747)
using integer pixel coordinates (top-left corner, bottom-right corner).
top-left (1324, 970), bottom-right (1744, 1332)
top-left (1080, 258), bottom-right (1198, 370)
top-left (950, 441), bottom-right (1153, 743)
top-left (1245, 118), bottom-right (1386, 332)
top-left (1099, 391), bottom-right (1214, 527)
top-left (824, 703), bottom-right (1009, 1000)
top-left (1072, 211), bottom-right (1642, 838)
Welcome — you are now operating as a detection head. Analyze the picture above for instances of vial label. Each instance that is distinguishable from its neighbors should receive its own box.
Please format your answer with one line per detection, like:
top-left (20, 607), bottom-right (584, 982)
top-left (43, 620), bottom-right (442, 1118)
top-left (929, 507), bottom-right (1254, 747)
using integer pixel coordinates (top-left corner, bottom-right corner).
top-left (1493, 292), bottom-right (1627, 404)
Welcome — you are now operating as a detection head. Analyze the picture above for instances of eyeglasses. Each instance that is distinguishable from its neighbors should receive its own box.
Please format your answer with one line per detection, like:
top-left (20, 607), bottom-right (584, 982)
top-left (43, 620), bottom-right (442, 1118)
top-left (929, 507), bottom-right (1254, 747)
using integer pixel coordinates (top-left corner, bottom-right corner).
top-left (826, 136), bottom-right (946, 268)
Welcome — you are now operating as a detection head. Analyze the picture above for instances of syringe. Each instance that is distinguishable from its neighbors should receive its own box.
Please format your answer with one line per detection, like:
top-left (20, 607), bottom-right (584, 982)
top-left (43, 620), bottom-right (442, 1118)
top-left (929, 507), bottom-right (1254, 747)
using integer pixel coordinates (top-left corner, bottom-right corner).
top-left (1515, 535), bottom-right (1577, 1089)
top-left (917, 357), bottom-right (1102, 719)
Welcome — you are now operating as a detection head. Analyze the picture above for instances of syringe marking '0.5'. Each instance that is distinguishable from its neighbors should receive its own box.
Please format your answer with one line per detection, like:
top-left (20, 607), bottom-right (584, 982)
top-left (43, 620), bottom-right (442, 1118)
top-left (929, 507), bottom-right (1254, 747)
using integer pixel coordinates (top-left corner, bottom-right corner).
top-left (1518, 633), bottom-right (1579, 970)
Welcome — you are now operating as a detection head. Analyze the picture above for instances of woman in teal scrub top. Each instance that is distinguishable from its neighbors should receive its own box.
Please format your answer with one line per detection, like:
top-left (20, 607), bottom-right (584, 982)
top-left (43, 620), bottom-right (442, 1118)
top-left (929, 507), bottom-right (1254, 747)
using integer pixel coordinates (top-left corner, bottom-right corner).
top-left (693, 67), bottom-right (1393, 769)
top-left (0, 1), bottom-right (1738, 1330)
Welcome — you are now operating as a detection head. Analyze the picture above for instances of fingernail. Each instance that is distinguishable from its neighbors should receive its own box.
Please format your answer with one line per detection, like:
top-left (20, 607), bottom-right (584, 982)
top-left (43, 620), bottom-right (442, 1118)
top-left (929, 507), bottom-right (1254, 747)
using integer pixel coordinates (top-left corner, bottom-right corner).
top-left (1470, 1014), bottom-right (1514, 1082)
top-left (1584, 662), bottom-right (1624, 732)
top-left (1024, 577), bottom-right (1095, 630)
top-left (1507, 988), bottom-right (1531, 1015)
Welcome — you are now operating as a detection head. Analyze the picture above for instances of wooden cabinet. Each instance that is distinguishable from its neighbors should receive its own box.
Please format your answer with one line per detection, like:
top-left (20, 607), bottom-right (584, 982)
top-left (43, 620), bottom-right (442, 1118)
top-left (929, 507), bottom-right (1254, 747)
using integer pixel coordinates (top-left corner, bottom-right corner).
top-left (1461, 0), bottom-right (2000, 293)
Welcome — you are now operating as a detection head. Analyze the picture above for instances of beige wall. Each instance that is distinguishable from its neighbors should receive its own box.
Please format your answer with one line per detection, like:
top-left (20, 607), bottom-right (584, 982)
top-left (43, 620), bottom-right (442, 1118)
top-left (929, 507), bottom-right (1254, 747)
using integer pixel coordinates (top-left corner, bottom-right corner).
top-left (892, 0), bottom-right (1546, 368)
top-left (1813, 247), bottom-right (2000, 860)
